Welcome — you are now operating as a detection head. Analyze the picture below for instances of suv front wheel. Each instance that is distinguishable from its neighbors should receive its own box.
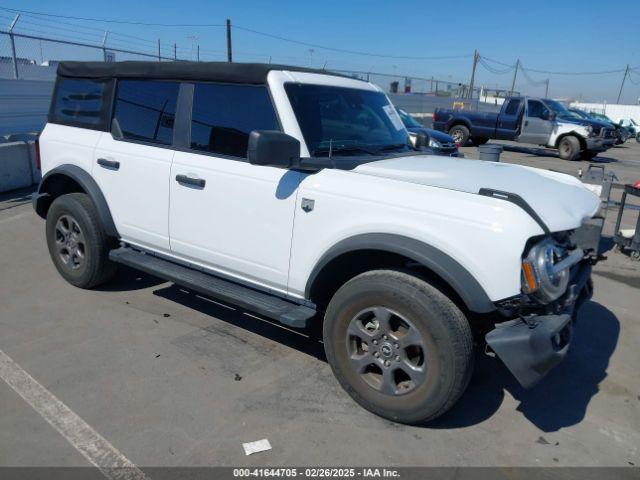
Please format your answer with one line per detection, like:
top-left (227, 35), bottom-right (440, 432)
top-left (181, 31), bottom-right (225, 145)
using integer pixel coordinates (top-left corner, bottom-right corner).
top-left (323, 270), bottom-right (474, 424)
top-left (45, 193), bottom-right (116, 288)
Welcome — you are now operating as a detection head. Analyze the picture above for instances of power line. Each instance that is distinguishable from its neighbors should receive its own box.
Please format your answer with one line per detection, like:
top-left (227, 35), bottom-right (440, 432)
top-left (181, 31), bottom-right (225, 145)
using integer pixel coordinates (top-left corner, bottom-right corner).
top-left (232, 25), bottom-right (472, 60)
top-left (0, 6), bottom-right (225, 27)
top-left (477, 56), bottom-right (514, 75)
top-left (2, 5), bottom-right (639, 79)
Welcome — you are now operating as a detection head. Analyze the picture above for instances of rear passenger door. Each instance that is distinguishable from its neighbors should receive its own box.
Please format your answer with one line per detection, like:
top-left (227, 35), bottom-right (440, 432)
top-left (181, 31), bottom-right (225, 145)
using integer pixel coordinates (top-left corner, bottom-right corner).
top-left (496, 98), bottom-right (521, 140)
top-left (169, 82), bottom-right (300, 293)
top-left (93, 79), bottom-right (179, 251)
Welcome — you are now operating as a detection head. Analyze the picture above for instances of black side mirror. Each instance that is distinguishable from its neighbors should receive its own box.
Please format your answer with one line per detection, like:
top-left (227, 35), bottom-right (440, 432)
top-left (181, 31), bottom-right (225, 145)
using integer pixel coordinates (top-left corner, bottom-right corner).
top-left (414, 131), bottom-right (430, 149)
top-left (247, 130), bottom-right (300, 168)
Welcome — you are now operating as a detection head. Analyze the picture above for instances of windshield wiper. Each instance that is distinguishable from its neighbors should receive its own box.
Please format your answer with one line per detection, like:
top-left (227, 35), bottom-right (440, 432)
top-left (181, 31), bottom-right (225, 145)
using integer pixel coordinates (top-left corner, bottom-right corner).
top-left (311, 145), bottom-right (380, 157)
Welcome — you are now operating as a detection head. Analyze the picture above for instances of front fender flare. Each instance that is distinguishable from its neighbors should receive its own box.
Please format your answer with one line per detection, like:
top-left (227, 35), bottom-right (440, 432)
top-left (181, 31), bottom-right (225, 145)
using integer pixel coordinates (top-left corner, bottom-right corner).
top-left (33, 164), bottom-right (119, 238)
top-left (305, 233), bottom-right (495, 314)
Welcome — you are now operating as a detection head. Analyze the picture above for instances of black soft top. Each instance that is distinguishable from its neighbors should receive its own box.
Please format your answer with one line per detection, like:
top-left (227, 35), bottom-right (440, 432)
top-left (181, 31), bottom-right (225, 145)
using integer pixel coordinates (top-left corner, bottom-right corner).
top-left (57, 61), bottom-right (343, 84)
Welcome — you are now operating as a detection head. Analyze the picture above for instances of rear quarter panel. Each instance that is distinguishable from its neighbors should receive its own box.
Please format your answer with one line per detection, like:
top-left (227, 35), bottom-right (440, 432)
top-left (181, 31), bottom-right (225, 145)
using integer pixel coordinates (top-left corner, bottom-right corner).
top-left (39, 123), bottom-right (102, 176)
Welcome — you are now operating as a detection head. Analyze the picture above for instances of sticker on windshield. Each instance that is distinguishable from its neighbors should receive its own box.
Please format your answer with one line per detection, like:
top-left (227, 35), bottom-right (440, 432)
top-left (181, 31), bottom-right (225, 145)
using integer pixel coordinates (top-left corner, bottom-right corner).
top-left (383, 104), bottom-right (405, 131)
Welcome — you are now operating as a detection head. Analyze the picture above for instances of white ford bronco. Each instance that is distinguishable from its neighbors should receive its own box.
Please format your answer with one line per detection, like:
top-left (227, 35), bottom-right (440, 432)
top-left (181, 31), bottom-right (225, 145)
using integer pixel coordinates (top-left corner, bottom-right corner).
top-left (34, 61), bottom-right (601, 423)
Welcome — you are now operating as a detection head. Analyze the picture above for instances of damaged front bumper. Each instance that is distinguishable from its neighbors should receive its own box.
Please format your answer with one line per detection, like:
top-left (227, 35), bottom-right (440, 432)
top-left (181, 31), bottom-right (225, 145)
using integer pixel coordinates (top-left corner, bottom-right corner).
top-left (485, 261), bottom-right (593, 388)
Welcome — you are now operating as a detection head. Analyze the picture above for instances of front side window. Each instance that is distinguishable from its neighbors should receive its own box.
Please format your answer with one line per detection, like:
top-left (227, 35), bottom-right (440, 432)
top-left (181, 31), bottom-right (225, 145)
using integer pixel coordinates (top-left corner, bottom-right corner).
top-left (113, 80), bottom-right (180, 145)
top-left (190, 83), bottom-right (279, 158)
top-left (527, 100), bottom-right (549, 119)
top-left (284, 83), bottom-right (409, 157)
top-left (51, 78), bottom-right (108, 127)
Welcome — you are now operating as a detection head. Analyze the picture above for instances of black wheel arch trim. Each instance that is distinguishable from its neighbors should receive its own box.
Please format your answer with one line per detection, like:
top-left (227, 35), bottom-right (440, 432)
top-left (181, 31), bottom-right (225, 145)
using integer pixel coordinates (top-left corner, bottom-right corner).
top-left (33, 164), bottom-right (119, 238)
top-left (305, 233), bottom-right (496, 313)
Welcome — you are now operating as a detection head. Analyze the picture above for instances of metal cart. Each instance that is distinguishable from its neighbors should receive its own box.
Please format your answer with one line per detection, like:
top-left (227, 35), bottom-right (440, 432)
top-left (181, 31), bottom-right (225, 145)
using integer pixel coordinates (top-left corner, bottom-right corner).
top-left (613, 184), bottom-right (640, 262)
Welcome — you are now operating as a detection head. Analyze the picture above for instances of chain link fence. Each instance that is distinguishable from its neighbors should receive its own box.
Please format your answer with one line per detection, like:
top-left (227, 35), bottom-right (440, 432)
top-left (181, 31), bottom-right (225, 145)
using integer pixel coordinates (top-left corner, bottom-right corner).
top-left (1, 28), bottom-right (512, 134)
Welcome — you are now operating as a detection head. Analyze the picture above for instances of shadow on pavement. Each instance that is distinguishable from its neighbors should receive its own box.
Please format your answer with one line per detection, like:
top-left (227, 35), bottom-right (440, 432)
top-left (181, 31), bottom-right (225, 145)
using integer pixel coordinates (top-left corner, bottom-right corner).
top-left (429, 301), bottom-right (619, 432)
top-left (153, 284), bottom-right (327, 362)
top-left (95, 265), bottom-right (166, 292)
top-left (500, 144), bottom-right (618, 163)
top-left (140, 278), bottom-right (620, 431)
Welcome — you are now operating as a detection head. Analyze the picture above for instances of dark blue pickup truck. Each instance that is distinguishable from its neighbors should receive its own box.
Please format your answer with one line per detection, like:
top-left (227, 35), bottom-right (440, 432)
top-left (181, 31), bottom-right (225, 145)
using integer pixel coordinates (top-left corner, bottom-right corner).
top-left (432, 96), bottom-right (616, 160)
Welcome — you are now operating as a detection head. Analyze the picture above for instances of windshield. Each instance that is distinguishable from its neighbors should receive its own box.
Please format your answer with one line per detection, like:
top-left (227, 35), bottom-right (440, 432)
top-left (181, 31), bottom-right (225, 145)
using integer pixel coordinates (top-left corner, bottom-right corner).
top-left (569, 109), bottom-right (590, 119)
top-left (397, 109), bottom-right (422, 128)
top-left (284, 83), bottom-right (409, 156)
top-left (543, 99), bottom-right (571, 116)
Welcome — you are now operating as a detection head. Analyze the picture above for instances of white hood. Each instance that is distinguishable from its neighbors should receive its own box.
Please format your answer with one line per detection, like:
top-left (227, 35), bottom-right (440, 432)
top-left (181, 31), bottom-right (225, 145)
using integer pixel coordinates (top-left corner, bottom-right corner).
top-left (353, 155), bottom-right (601, 233)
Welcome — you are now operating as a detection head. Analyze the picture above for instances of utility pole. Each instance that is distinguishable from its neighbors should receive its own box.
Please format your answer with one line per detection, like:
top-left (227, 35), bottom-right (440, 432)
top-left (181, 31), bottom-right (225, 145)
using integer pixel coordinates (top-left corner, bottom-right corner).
top-left (174, 43), bottom-right (177, 61)
top-left (8, 14), bottom-right (20, 79)
top-left (157, 39), bottom-right (161, 61)
top-left (510, 59), bottom-right (519, 95)
top-left (102, 31), bottom-right (109, 62)
top-left (197, 45), bottom-right (200, 62)
top-left (617, 64), bottom-right (629, 104)
top-left (226, 19), bottom-right (233, 62)
top-left (545, 79), bottom-right (549, 98)
top-left (467, 49), bottom-right (478, 99)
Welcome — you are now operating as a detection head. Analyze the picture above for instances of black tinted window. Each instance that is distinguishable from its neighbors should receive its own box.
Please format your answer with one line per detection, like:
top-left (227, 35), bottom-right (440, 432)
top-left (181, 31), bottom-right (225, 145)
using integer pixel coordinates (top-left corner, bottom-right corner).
top-left (504, 99), bottom-right (520, 115)
top-left (190, 83), bottom-right (279, 158)
top-left (51, 78), bottom-right (108, 127)
top-left (527, 100), bottom-right (548, 119)
top-left (113, 80), bottom-right (179, 145)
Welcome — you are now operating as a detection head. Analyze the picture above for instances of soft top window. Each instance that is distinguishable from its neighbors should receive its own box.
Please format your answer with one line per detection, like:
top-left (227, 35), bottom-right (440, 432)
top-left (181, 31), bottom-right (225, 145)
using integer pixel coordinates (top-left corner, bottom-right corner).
top-left (50, 77), bottom-right (110, 129)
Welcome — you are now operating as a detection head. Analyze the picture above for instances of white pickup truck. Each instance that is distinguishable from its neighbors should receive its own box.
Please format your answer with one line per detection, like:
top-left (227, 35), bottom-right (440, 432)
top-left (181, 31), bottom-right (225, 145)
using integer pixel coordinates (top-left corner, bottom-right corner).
top-left (33, 61), bottom-right (600, 423)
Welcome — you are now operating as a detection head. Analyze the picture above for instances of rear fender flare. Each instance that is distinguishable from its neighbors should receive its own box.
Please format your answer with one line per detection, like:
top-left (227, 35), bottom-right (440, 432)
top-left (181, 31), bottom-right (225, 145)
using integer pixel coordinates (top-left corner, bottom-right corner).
top-left (34, 164), bottom-right (119, 238)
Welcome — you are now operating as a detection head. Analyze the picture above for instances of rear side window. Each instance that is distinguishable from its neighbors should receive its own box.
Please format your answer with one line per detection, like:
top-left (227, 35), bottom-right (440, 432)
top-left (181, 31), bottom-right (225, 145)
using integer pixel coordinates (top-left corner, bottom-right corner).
top-left (504, 99), bottom-right (520, 115)
top-left (190, 83), bottom-right (279, 158)
top-left (113, 80), bottom-right (180, 145)
top-left (50, 78), bottom-right (109, 128)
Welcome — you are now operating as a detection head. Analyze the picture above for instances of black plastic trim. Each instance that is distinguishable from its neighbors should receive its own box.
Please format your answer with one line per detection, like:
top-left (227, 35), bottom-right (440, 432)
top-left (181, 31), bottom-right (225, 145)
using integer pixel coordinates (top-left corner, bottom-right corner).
top-left (305, 233), bottom-right (495, 313)
top-left (110, 246), bottom-right (316, 328)
top-left (478, 188), bottom-right (550, 234)
top-left (34, 164), bottom-right (119, 238)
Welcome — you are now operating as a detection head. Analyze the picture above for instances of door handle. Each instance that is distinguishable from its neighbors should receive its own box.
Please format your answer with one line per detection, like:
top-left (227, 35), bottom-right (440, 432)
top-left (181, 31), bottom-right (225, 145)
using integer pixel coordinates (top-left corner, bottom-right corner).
top-left (175, 174), bottom-right (206, 188)
top-left (97, 158), bottom-right (120, 170)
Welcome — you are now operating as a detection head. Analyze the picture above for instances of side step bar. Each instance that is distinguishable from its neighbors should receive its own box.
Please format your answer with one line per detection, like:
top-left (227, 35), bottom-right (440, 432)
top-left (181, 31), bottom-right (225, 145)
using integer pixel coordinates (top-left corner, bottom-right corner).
top-left (109, 247), bottom-right (316, 329)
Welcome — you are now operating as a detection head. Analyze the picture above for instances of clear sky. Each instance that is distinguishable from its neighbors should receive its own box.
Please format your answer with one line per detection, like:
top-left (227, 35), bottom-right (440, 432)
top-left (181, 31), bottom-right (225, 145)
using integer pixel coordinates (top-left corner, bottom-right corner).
top-left (1, 0), bottom-right (639, 103)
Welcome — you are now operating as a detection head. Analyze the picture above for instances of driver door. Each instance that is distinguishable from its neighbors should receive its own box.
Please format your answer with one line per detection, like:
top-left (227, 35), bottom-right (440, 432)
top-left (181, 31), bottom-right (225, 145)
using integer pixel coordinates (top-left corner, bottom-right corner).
top-left (168, 82), bottom-right (301, 293)
top-left (518, 99), bottom-right (553, 146)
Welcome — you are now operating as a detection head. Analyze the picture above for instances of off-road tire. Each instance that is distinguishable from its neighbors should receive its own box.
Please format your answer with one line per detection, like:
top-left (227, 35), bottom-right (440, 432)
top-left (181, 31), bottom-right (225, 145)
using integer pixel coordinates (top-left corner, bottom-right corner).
top-left (323, 269), bottom-right (474, 424)
top-left (558, 136), bottom-right (581, 161)
top-left (448, 125), bottom-right (470, 146)
top-left (46, 193), bottom-right (116, 288)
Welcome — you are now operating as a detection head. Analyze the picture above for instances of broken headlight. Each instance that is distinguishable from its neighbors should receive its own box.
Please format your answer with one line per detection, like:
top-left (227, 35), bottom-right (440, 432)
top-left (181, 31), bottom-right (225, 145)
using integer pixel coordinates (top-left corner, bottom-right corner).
top-left (521, 237), bottom-right (581, 303)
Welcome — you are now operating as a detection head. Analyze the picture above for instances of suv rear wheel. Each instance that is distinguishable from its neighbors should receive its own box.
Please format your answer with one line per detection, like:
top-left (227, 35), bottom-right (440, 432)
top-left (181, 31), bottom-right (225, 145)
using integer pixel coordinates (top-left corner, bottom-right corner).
top-left (323, 270), bottom-right (474, 424)
top-left (46, 193), bottom-right (116, 288)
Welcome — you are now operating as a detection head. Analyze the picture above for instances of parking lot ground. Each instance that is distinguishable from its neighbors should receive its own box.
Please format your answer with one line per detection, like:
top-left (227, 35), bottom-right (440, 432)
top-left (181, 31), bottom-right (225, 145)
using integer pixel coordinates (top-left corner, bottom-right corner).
top-left (1, 143), bottom-right (640, 469)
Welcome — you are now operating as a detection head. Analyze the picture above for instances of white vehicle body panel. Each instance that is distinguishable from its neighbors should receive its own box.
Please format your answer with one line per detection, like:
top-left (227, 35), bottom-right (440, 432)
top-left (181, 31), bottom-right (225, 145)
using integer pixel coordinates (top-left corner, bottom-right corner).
top-left (169, 151), bottom-right (301, 293)
top-left (546, 121), bottom-right (590, 148)
top-left (93, 134), bottom-right (174, 251)
top-left (39, 123), bottom-right (101, 174)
